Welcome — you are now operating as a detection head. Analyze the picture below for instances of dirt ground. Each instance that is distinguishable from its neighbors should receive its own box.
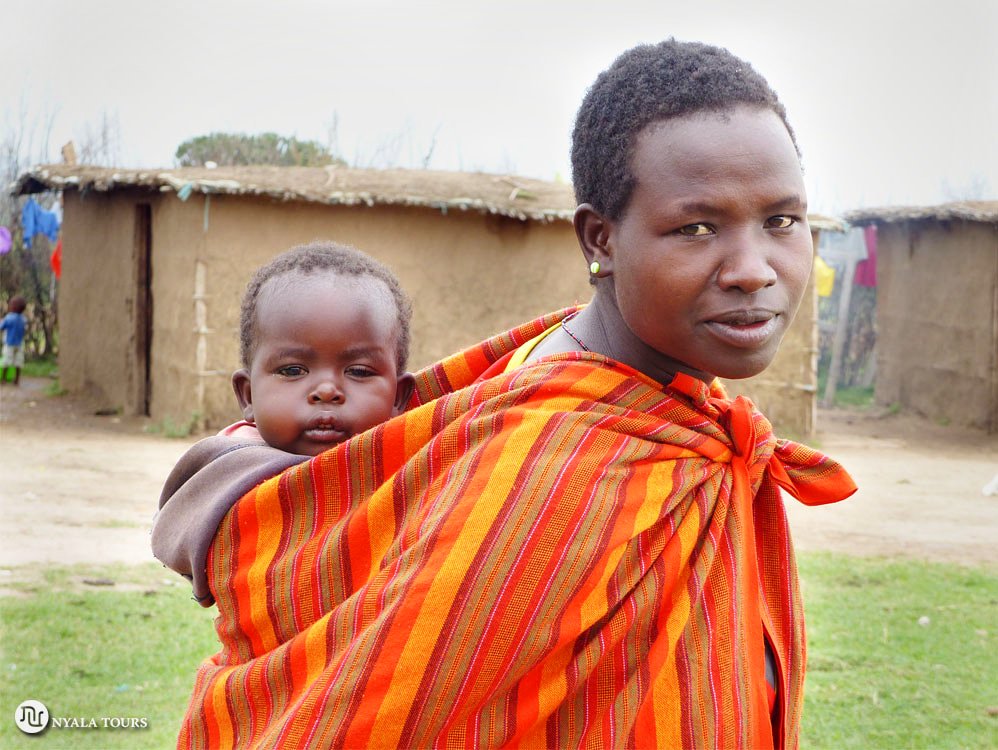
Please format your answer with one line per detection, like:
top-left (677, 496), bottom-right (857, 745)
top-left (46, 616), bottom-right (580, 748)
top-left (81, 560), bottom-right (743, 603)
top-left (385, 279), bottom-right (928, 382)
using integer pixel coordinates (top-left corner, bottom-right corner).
top-left (1, 376), bottom-right (996, 589)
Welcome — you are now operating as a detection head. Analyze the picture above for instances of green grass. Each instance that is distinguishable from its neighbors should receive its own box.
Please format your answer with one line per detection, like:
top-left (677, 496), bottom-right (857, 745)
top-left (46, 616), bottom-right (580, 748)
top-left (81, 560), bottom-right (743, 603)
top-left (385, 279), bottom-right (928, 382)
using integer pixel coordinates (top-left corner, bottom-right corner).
top-left (142, 412), bottom-right (202, 439)
top-left (21, 356), bottom-right (58, 379)
top-left (43, 380), bottom-right (68, 397)
top-left (0, 564), bottom-right (217, 749)
top-left (817, 365), bottom-right (875, 409)
top-left (798, 553), bottom-right (998, 749)
top-left (1, 556), bottom-right (995, 748)
top-left (830, 383), bottom-right (875, 409)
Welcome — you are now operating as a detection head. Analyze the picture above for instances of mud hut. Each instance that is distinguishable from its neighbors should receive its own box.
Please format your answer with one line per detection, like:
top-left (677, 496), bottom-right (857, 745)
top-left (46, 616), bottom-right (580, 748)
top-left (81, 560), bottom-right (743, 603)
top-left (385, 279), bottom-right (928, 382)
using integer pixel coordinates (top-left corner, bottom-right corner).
top-left (844, 201), bottom-right (998, 432)
top-left (15, 164), bottom-right (834, 434)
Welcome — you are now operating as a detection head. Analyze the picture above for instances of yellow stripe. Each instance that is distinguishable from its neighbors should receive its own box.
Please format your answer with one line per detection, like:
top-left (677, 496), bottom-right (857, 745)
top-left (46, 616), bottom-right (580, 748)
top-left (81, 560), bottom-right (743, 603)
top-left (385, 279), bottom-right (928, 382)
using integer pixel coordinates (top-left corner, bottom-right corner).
top-left (367, 407), bottom-right (560, 747)
top-left (247, 476), bottom-right (283, 653)
top-left (651, 500), bottom-right (700, 746)
top-left (402, 401), bottom-right (435, 467)
top-left (305, 615), bottom-right (329, 684)
top-left (365, 403), bottom-right (438, 582)
top-left (504, 322), bottom-right (561, 372)
top-left (579, 460), bottom-right (675, 628)
top-left (443, 353), bottom-right (475, 390)
top-left (528, 640), bottom-right (575, 744)
top-left (211, 669), bottom-right (236, 749)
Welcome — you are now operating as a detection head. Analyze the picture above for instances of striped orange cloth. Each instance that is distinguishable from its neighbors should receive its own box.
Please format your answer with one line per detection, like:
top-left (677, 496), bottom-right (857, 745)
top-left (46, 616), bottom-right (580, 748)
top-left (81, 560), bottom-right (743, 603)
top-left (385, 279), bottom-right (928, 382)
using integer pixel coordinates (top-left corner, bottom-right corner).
top-left (180, 310), bottom-right (855, 749)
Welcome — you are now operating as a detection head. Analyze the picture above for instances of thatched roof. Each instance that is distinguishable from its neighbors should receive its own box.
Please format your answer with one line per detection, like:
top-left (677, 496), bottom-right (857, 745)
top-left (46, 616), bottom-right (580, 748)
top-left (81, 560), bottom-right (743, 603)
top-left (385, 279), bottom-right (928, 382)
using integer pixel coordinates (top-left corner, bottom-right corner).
top-left (844, 200), bottom-right (998, 226)
top-left (13, 162), bottom-right (847, 230)
top-left (13, 164), bottom-right (576, 223)
top-left (807, 214), bottom-right (846, 232)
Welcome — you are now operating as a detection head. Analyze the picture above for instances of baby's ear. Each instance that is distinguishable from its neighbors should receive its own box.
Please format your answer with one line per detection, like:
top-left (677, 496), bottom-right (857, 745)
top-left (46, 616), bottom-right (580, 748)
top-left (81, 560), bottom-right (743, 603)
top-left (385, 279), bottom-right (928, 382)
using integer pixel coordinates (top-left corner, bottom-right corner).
top-left (231, 369), bottom-right (255, 423)
top-left (393, 372), bottom-right (416, 416)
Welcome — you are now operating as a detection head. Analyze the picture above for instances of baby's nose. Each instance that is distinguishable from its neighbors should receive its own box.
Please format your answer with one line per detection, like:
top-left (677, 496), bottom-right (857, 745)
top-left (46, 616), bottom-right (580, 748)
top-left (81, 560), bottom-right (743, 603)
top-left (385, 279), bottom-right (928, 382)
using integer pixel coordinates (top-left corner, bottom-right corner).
top-left (309, 380), bottom-right (343, 403)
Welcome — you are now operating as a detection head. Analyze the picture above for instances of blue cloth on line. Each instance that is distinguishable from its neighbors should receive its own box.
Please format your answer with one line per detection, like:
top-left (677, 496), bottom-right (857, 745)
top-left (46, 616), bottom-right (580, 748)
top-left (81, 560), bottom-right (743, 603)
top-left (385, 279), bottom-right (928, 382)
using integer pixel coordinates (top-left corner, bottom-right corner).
top-left (21, 198), bottom-right (61, 249)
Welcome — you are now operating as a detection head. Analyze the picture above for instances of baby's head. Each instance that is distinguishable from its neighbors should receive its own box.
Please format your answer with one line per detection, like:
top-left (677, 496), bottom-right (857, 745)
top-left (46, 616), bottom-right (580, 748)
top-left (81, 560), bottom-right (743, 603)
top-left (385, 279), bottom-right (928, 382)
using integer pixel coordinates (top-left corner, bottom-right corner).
top-left (233, 241), bottom-right (414, 456)
top-left (7, 296), bottom-right (26, 314)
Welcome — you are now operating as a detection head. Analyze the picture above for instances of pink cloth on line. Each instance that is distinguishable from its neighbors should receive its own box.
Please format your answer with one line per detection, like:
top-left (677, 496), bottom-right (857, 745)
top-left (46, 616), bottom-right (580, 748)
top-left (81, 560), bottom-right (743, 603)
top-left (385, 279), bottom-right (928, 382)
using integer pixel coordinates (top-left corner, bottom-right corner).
top-left (855, 225), bottom-right (878, 287)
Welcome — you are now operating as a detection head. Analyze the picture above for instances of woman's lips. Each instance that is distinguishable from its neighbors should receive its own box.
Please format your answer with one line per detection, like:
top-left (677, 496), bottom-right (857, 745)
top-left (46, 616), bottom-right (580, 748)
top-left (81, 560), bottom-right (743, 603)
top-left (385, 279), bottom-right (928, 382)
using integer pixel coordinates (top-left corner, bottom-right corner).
top-left (704, 312), bottom-right (779, 348)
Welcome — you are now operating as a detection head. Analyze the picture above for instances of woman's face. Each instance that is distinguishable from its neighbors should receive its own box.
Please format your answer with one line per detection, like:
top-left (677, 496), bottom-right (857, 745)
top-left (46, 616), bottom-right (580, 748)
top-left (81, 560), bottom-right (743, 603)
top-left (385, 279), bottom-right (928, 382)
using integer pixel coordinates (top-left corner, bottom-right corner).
top-left (603, 106), bottom-right (814, 381)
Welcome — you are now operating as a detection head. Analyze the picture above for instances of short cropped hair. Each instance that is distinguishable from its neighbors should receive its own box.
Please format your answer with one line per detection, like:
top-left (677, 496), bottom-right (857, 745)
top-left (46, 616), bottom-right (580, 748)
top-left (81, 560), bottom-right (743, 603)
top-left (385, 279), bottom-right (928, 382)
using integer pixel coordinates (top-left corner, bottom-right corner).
top-left (7, 295), bottom-right (27, 314)
top-left (571, 39), bottom-right (800, 220)
top-left (239, 241), bottom-right (412, 370)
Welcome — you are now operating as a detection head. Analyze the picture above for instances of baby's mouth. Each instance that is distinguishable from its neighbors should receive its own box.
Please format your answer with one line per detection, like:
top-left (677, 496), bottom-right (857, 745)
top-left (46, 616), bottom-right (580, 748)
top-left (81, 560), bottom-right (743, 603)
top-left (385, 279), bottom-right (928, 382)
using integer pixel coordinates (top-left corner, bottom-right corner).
top-left (304, 416), bottom-right (349, 443)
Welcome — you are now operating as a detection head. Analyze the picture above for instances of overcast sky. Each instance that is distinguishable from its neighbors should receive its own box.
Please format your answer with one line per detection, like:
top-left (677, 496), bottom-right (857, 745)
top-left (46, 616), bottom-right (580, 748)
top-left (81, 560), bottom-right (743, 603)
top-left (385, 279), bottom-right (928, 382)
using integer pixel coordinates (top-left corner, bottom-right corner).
top-left (6, 0), bottom-right (996, 215)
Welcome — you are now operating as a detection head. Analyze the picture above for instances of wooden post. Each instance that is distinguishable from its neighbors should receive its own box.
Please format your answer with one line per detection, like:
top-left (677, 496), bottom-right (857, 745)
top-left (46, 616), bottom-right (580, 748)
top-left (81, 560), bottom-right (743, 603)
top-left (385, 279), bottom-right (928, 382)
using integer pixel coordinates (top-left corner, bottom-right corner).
top-left (990, 234), bottom-right (998, 434)
top-left (822, 255), bottom-right (858, 408)
top-left (194, 259), bottom-right (209, 430)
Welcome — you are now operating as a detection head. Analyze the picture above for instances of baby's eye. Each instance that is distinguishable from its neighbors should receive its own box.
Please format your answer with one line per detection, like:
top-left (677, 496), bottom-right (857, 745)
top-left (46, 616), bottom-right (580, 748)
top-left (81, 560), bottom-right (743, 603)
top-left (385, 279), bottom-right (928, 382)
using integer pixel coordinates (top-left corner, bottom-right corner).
top-left (277, 365), bottom-right (307, 377)
top-left (677, 223), bottom-right (713, 236)
top-left (346, 366), bottom-right (377, 379)
top-left (766, 215), bottom-right (796, 229)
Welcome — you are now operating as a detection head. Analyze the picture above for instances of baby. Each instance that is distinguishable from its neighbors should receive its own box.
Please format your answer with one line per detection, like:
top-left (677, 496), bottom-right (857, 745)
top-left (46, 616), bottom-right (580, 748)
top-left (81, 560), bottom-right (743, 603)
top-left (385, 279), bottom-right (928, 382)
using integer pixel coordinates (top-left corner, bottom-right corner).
top-left (226, 240), bottom-right (415, 455)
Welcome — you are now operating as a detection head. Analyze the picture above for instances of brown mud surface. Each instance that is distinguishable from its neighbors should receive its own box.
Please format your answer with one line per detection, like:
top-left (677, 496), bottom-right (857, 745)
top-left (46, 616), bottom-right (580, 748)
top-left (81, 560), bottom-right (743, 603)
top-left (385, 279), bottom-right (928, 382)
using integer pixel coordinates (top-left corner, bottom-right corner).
top-left (1, 376), bottom-right (995, 593)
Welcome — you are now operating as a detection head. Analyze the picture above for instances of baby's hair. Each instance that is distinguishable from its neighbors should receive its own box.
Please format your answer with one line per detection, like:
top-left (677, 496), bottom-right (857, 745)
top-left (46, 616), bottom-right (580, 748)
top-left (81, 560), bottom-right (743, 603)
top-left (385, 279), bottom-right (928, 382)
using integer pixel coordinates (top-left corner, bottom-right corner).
top-left (571, 38), bottom-right (800, 221)
top-left (7, 296), bottom-right (26, 314)
top-left (239, 240), bottom-right (412, 370)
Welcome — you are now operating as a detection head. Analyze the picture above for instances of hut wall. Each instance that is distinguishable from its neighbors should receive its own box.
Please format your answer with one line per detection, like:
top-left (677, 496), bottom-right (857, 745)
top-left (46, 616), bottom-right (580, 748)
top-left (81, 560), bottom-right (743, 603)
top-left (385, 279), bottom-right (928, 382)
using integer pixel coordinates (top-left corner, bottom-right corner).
top-left (146, 196), bottom-right (206, 428)
top-left (875, 221), bottom-right (998, 431)
top-left (59, 191), bottom-right (147, 413)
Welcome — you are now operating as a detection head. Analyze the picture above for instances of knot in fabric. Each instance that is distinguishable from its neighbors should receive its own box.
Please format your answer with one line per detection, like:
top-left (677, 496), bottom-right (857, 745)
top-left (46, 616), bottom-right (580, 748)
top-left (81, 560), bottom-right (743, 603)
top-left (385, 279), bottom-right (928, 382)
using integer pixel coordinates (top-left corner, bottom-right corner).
top-left (712, 394), bottom-right (777, 493)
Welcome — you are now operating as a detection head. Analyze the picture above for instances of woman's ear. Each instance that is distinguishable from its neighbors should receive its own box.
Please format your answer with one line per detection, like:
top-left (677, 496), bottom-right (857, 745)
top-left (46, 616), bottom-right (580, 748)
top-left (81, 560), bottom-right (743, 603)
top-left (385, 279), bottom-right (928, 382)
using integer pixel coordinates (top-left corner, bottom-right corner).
top-left (573, 203), bottom-right (613, 278)
top-left (574, 203), bottom-right (614, 279)
top-left (393, 372), bottom-right (416, 416)
top-left (231, 369), bottom-right (255, 423)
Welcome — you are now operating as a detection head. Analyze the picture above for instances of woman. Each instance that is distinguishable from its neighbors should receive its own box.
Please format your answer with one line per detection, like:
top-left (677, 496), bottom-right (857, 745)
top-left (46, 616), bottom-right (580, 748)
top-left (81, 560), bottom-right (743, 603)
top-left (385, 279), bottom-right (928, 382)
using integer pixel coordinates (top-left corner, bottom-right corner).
top-left (154, 39), bottom-right (855, 749)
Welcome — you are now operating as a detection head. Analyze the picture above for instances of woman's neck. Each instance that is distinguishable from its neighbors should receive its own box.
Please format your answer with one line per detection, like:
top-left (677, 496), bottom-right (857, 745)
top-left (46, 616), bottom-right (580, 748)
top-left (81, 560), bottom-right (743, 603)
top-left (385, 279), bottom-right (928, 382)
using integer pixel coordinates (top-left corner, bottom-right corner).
top-left (571, 294), bottom-right (715, 386)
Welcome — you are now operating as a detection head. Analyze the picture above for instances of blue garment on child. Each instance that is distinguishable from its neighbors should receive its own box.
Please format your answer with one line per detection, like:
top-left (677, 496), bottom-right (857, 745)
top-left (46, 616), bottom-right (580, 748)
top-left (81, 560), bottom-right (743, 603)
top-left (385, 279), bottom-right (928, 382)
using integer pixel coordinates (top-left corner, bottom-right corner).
top-left (1, 312), bottom-right (26, 346)
top-left (21, 199), bottom-right (61, 248)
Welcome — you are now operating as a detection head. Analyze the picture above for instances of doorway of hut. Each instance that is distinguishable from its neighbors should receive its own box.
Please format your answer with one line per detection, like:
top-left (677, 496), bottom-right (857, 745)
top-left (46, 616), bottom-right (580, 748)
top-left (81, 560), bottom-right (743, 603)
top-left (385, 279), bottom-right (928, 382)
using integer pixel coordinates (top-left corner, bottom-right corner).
top-left (133, 203), bottom-right (153, 416)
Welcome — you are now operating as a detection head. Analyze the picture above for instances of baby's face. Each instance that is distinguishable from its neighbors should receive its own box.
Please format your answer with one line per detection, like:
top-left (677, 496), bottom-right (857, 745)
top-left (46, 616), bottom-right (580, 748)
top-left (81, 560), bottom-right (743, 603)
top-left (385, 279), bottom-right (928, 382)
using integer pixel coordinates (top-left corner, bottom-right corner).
top-left (235, 272), bottom-right (405, 456)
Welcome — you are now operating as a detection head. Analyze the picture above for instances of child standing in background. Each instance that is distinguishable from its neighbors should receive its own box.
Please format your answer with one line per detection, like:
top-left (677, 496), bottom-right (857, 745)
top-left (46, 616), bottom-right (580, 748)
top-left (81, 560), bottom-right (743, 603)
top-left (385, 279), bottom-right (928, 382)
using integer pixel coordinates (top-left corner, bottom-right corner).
top-left (1, 296), bottom-right (27, 386)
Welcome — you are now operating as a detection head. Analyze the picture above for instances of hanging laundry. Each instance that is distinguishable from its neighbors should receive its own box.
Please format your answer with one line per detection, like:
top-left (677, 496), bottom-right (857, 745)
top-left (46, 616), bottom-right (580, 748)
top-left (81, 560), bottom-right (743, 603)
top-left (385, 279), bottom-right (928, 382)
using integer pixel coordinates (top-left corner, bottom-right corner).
top-left (814, 253), bottom-right (836, 297)
top-left (21, 198), bottom-right (61, 249)
top-left (854, 225), bottom-right (878, 287)
top-left (50, 238), bottom-right (62, 279)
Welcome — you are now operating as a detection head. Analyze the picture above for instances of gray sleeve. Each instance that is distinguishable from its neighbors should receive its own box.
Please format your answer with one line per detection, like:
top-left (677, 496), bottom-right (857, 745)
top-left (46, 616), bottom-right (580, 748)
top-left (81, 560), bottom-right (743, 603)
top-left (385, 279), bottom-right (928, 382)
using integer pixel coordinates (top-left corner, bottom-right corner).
top-left (151, 436), bottom-right (308, 606)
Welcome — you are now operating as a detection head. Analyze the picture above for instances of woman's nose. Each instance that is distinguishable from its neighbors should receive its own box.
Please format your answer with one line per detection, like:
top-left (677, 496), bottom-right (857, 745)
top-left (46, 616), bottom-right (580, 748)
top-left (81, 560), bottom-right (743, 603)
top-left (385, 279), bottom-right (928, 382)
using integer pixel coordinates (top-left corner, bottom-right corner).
top-left (716, 238), bottom-right (778, 294)
top-left (309, 379), bottom-right (343, 403)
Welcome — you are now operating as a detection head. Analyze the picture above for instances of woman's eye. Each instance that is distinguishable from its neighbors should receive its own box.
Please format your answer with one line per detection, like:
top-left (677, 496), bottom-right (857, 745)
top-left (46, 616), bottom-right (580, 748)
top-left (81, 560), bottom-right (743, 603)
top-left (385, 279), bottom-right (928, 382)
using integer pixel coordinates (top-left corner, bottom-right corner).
top-left (277, 365), bottom-right (306, 377)
top-left (677, 223), bottom-right (713, 236)
top-left (767, 215), bottom-right (796, 229)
